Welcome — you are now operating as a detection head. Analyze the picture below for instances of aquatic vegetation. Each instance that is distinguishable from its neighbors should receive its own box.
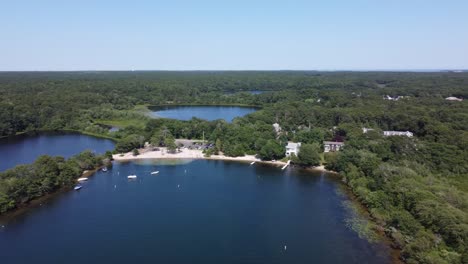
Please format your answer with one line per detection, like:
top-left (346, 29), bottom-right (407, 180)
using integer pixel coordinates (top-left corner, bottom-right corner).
top-left (342, 200), bottom-right (381, 243)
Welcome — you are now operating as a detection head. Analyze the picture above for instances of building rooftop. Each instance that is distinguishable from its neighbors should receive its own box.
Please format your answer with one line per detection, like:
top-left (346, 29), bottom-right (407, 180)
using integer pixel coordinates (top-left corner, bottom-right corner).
top-left (323, 141), bottom-right (345, 145)
top-left (286, 142), bottom-right (301, 149)
top-left (383, 130), bottom-right (412, 133)
top-left (445, 97), bottom-right (463, 101)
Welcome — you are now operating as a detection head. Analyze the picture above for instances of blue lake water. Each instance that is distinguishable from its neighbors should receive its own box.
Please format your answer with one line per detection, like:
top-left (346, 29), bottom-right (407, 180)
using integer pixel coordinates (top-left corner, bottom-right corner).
top-left (223, 90), bottom-right (266, 95)
top-left (0, 159), bottom-right (393, 264)
top-left (0, 132), bottom-right (115, 171)
top-left (250, 90), bottom-right (264, 94)
top-left (149, 106), bottom-right (258, 122)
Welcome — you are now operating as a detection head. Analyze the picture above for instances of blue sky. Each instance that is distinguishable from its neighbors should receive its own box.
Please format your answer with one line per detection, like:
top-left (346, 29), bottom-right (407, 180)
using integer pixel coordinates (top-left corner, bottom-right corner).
top-left (1, 0), bottom-right (467, 70)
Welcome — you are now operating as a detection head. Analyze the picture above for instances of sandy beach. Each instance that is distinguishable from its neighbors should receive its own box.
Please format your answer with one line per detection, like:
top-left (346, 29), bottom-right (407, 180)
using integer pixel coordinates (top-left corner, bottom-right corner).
top-left (112, 147), bottom-right (332, 172)
top-left (113, 147), bottom-right (289, 166)
top-left (113, 148), bottom-right (206, 160)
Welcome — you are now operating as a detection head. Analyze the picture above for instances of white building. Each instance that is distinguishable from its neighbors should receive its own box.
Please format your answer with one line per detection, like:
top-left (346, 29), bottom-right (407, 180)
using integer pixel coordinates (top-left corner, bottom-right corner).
top-left (323, 141), bottom-right (344, 152)
top-left (273, 123), bottom-right (282, 134)
top-left (383, 131), bottom-right (413, 137)
top-left (285, 142), bottom-right (301, 157)
top-left (445, 97), bottom-right (463, 102)
top-left (384, 95), bottom-right (409, 101)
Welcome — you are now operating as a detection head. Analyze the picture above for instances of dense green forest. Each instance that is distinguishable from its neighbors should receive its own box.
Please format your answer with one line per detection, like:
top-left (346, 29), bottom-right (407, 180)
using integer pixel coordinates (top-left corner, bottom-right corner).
top-left (0, 151), bottom-right (111, 214)
top-left (0, 71), bottom-right (467, 263)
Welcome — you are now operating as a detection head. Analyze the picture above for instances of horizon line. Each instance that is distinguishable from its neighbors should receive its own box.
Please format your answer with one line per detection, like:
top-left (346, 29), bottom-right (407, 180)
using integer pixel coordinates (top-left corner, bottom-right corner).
top-left (0, 69), bottom-right (467, 73)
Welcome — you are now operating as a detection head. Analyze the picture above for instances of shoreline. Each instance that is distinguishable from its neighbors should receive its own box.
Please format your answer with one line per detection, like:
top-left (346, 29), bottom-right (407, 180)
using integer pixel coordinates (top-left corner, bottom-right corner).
top-left (1, 150), bottom-right (330, 221)
top-left (2, 148), bottom-right (398, 262)
top-left (0, 129), bottom-right (118, 142)
top-left (147, 103), bottom-right (261, 109)
top-left (0, 166), bottom-right (102, 224)
top-left (112, 147), bottom-right (331, 172)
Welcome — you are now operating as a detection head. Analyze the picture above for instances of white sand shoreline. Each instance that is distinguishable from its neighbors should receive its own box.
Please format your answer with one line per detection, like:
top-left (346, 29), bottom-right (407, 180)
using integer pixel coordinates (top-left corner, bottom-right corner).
top-left (112, 147), bottom-right (330, 172)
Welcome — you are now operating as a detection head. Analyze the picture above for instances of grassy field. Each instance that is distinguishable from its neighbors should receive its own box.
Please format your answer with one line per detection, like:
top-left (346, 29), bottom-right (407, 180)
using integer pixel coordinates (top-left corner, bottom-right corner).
top-left (94, 119), bottom-right (147, 129)
top-left (94, 105), bottom-right (151, 129)
top-left (60, 129), bottom-right (118, 141)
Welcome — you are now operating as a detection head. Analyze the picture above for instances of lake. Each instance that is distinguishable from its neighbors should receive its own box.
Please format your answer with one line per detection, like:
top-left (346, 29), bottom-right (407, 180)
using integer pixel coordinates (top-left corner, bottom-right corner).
top-left (0, 159), bottom-right (394, 264)
top-left (0, 132), bottom-right (115, 171)
top-left (224, 90), bottom-right (266, 95)
top-left (149, 106), bottom-right (258, 122)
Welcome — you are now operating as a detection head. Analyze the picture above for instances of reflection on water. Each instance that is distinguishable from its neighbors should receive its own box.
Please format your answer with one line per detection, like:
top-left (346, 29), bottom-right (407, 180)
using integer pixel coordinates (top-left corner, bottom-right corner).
top-left (0, 132), bottom-right (115, 171)
top-left (0, 160), bottom-right (394, 264)
top-left (149, 106), bottom-right (258, 122)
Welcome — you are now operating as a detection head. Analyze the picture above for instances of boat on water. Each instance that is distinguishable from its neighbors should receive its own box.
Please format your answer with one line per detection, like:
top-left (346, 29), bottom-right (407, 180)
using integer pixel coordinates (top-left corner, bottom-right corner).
top-left (250, 161), bottom-right (256, 165)
top-left (77, 177), bottom-right (88, 182)
top-left (74, 185), bottom-right (82, 191)
top-left (150, 171), bottom-right (159, 175)
top-left (128, 175), bottom-right (137, 179)
top-left (102, 167), bottom-right (108, 172)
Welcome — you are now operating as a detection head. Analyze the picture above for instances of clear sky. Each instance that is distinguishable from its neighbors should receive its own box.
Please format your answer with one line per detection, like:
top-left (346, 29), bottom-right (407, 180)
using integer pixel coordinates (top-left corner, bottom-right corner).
top-left (1, 0), bottom-right (467, 71)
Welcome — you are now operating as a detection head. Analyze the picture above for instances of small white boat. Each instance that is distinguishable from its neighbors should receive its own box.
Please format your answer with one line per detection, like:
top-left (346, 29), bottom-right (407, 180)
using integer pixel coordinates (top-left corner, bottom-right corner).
top-left (127, 175), bottom-right (137, 179)
top-left (150, 171), bottom-right (159, 175)
top-left (74, 185), bottom-right (82, 191)
top-left (77, 177), bottom-right (88, 182)
top-left (102, 167), bottom-right (108, 172)
top-left (250, 161), bottom-right (256, 165)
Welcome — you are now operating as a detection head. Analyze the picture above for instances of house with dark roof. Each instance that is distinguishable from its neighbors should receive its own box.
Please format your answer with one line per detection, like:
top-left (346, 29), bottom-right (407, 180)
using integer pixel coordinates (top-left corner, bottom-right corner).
top-left (323, 141), bottom-right (344, 152)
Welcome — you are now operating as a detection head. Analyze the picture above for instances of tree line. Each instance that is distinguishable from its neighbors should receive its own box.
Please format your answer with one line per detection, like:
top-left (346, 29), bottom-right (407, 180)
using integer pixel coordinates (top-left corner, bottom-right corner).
top-left (0, 71), bottom-right (467, 263)
top-left (0, 151), bottom-right (111, 214)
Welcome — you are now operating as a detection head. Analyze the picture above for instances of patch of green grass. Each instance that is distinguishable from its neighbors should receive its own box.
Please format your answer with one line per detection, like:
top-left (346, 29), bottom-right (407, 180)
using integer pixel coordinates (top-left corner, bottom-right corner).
top-left (60, 129), bottom-right (118, 141)
top-left (148, 103), bottom-right (260, 108)
top-left (319, 153), bottom-right (325, 165)
top-left (94, 105), bottom-right (152, 129)
top-left (95, 119), bottom-right (146, 128)
top-left (133, 104), bottom-right (152, 113)
top-left (449, 175), bottom-right (468, 192)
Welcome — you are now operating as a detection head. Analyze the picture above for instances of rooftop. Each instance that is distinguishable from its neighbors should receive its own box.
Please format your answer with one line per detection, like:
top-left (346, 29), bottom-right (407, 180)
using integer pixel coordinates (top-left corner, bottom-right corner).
top-left (286, 142), bottom-right (301, 149)
top-left (323, 141), bottom-right (345, 145)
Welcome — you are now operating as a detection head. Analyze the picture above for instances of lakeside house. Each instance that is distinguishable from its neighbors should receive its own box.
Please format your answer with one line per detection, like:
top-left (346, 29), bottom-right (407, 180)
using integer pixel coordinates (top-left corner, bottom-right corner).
top-left (363, 127), bottom-right (415, 138)
top-left (323, 141), bottom-right (344, 152)
top-left (285, 142), bottom-right (301, 157)
top-left (383, 131), bottom-right (413, 137)
top-left (445, 96), bottom-right (463, 102)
